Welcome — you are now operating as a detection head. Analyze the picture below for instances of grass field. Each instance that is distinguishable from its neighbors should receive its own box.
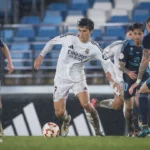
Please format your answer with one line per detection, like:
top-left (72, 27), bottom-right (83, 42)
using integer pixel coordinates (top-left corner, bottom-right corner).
top-left (0, 136), bottom-right (150, 150)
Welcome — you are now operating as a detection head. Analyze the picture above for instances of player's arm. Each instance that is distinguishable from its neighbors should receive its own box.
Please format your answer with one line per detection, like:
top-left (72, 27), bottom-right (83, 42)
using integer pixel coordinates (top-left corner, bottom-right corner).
top-left (119, 43), bottom-right (137, 79)
top-left (34, 35), bottom-right (66, 70)
top-left (1, 40), bottom-right (14, 74)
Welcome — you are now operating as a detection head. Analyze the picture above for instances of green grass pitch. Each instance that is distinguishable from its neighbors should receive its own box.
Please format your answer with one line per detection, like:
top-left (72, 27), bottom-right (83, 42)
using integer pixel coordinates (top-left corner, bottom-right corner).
top-left (0, 136), bottom-right (150, 150)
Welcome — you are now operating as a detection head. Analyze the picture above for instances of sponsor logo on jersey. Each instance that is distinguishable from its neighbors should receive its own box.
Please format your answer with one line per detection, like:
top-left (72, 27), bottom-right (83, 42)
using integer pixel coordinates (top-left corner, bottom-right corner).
top-left (85, 49), bottom-right (89, 54)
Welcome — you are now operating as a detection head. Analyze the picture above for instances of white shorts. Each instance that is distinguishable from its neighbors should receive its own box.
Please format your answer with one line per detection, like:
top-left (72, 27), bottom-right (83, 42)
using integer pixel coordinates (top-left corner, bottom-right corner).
top-left (53, 78), bottom-right (88, 101)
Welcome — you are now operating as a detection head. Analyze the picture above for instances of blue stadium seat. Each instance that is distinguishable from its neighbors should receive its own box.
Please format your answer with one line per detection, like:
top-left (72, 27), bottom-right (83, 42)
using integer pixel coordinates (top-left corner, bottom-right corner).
top-left (48, 3), bottom-right (68, 11)
top-left (35, 36), bottom-right (51, 41)
top-left (102, 36), bottom-right (119, 41)
top-left (133, 9), bottom-right (150, 22)
top-left (21, 16), bottom-right (40, 24)
top-left (71, 0), bottom-right (89, 11)
top-left (13, 37), bottom-right (29, 42)
top-left (136, 2), bottom-right (150, 9)
top-left (92, 29), bottom-right (103, 39)
top-left (109, 16), bottom-right (129, 22)
top-left (43, 16), bottom-right (62, 25)
top-left (105, 26), bottom-right (125, 39)
top-left (32, 43), bottom-right (45, 50)
top-left (67, 10), bottom-right (84, 16)
top-left (45, 10), bottom-right (61, 16)
top-left (16, 27), bottom-right (35, 40)
top-left (11, 43), bottom-right (30, 50)
top-left (2, 29), bottom-right (14, 42)
top-left (38, 26), bottom-right (59, 37)
top-left (0, 0), bottom-right (12, 17)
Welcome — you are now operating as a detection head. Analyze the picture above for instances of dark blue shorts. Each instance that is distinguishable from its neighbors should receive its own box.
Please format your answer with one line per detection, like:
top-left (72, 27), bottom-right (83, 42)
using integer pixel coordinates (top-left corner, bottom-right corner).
top-left (123, 73), bottom-right (149, 100)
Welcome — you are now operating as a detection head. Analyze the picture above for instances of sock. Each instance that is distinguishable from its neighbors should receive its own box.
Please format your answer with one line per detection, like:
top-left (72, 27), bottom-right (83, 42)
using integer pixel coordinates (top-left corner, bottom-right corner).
top-left (56, 111), bottom-right (70, 123)
top-left (139, 93), bottom-right (148, 125)
top-left (132, 99), bottom-right (140, 131)
top-left (86, 107), bottom-right (101, 136)
top-left (99, 99), bottom-right (114, 109)
top-left (125, 108), bottom-right (133, 132)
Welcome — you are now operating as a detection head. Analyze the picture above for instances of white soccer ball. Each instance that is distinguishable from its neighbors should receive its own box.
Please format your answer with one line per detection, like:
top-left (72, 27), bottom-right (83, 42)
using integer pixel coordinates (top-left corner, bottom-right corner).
top-left (42, 122), bottom-right (60, 138)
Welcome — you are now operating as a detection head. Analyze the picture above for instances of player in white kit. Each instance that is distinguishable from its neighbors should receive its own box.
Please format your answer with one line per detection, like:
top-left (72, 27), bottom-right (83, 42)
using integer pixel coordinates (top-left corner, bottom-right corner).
top-left (34, 18), bottom-right (120, 136)
top-left (92, 26), bottom-right (133, 110)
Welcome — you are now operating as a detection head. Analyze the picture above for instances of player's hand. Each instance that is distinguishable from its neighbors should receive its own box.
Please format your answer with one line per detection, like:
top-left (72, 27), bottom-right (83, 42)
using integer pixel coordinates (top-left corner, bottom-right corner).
top-left (128, 71), bottom-right (137, 80)
top-left (113, 82), bottom-right (122, 94)
top-left (129, 82), bottom-right (139, 95)
top-left (7, 62), bottom-right (14, 74)
top-left (34, 55), bottom-right (43, 70)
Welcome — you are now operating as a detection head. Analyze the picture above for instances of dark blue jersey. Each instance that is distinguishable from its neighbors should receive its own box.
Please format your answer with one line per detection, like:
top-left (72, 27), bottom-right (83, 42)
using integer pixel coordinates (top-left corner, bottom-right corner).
top-left (0, 38), bottom-right (4, 48)
top-left (142, 28), bottom-right (150, 49)
top-left (119, 39), bottom-right (143, 72)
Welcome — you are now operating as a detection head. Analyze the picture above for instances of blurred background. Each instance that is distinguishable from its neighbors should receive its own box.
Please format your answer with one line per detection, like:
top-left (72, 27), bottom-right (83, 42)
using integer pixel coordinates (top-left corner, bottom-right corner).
top-left (0, 0), bottom-right (150, 136)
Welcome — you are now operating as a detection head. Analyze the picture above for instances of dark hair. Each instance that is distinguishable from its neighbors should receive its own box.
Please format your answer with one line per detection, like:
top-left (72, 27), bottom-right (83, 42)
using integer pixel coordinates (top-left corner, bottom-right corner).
top-left (146, 17), bottom-right (150, 23)
top-left (127, 25), bottom-right (133, 32)
top-left (77, 18), bottom-right (94, 30)
top-left (132, 22), bottom-right (144, 32)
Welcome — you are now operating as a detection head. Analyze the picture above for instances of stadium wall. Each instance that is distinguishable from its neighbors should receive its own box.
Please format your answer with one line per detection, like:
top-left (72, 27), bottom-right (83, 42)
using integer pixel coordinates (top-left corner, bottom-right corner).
top-left (1, 86), bottom-right (150, 136)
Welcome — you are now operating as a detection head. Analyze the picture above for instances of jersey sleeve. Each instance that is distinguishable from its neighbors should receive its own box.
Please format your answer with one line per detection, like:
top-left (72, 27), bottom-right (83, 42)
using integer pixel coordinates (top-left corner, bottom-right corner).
top-left (40, 34), bottom-right (72, 57)
top-left (0, 39), bottom-right (5, 48)
top-left (119, 42), bottom-right (129, 63)
top-left (142, 34), bottom-right (150, 49)
top-left (103, 45), bottom-right (113, 58)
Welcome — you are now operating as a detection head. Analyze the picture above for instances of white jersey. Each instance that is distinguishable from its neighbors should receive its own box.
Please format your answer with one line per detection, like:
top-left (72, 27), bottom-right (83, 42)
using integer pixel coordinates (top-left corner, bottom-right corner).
top-left (40, 33), bottom-right (117, 82)
top-left (103, 40), bottom-right (125, 81)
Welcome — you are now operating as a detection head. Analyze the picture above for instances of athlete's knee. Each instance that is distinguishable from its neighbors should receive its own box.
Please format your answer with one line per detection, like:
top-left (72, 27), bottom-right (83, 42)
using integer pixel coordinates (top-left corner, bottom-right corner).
top-left (55, 108), bottom-right (66, 117)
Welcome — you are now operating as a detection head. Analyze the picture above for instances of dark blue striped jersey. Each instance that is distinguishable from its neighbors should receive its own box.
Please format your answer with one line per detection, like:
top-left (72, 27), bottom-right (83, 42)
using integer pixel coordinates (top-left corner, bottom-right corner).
top-left (119, 39), bottom-right (143, 72)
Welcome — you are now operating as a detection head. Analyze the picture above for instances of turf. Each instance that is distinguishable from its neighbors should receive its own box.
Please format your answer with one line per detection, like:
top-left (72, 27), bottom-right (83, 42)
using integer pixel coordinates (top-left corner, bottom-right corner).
top-left (0, 136), bottom-right (150, 150)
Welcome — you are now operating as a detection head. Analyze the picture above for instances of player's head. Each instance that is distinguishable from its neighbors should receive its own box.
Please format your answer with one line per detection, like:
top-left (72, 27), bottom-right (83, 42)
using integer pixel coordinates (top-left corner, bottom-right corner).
top-left (146, 17), bottom-right (150, 33)
top-left (126, 25), bottom-right (133, 39)
top-left (132, 22), bottom-right (144, 44)
top-left (77, 18), bottom-right (94, 42)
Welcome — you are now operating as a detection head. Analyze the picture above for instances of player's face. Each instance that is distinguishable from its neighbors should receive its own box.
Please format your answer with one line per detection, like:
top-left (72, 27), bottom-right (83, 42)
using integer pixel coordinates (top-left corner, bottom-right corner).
top-left (132, 29), bottom-right (143, 44)
top-left (146, 21), bottom-right (150, 33)
top-left (78, 27), bottom-right (92, 43)
top-left (126, 30), bottom-right (133, 39)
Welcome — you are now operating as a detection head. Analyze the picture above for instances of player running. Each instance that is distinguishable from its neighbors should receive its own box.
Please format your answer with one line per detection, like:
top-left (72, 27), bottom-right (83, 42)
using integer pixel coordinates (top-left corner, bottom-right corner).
top-left (129, 17), bottom-right (150, 137)
top-left (119, 22), bottom-right (148, 137)
top-left (34, 18), bottom-right (120, 136)
top-left (0, 39), bottom-right (14, 136)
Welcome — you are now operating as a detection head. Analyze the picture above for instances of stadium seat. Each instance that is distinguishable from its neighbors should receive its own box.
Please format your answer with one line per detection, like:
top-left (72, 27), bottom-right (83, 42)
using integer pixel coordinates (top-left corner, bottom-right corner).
top-left (105, 26), bottom-right (125, 39)
top-left (32, 43), bottom-right (45, 50)
top-left (48, 3), bottom-right (68, 11)
top-left (93, 2), bottom-right (112, 11)
top-left (67, 26), bottom-right (78, 33)
top-left (2, 29), bottom-right (14, 42)
top-left (102, 36), bottom-right (119, 41)
top-left (11, 43), bottom-right (30, 50)
top-left (114, 0), bottom-right (134, 11)
top-left (45, 10), bottom-right (61, 17)
top-left (13, 37), bottom-right (29, 42)
top-left (133, 9), bottom-right (150, 22)
top-left (65, 15), bottom-right (84, 24)
top-left (70, 0), bottom-right (89, 11)
top-left (16, 27), bottom-right (35, 40)
top-left (21, 16), bottom-right (40, 24)
top-left (38, 26), bottom-right (59, 38)
top-left (43, 16), bottom-right (62, 25)
top-left (67, 10), bottom-right (84, 16)
top-left (0, 0), bottom-right (12, 17)
top-left (92, 28), bottom-right (103, 40)
top-left (136, 1), bottom-right (150, 9)
top-left (87, 9), bottom-right (107, 24)
top-left (35, 36), bottom-right (51, 42)
top-left (109, 16), bottom-right (129, 22)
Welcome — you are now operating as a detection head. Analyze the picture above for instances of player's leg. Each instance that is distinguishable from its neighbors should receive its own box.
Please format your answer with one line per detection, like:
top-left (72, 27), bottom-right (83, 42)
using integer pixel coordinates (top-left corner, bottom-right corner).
top-left (73, 80), bottom-right (102, 136)
top-left (0, 96), bottom-right (3, 136)
top-left (53, 79), bottom-right (72, 137)
top-left (138, 81), bottom-right (150, 137)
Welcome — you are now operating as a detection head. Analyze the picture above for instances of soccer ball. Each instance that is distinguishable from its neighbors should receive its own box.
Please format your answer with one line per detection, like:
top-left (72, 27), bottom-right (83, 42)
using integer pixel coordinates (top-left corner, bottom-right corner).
top-left (42, 122), bottom-right (60, 138)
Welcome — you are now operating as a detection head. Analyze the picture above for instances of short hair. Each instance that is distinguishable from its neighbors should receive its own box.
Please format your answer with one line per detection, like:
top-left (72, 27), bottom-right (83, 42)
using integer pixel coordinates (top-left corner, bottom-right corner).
top-left (146, 17), bottom-right (150, 23)
top-left (132, 22), bottom-right (145, 32)
top-left (77, 18), bottom-right (94, 30)
top-left (127, 25), bottom-right (133, 32)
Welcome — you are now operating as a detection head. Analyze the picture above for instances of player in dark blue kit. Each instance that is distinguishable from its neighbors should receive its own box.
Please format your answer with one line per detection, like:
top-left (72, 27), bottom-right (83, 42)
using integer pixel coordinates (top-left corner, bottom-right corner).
top-left (0, 39), bottom-right (14, 136)
top-left (119, 23), bottom-right (147, 137)
top-left (129, 17), bottom-right (150, 137)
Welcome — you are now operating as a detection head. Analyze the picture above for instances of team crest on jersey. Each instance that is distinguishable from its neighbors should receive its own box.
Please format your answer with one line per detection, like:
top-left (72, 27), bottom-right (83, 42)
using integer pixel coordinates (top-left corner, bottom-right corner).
top-left (85, 49), bottom-right (89, 54)
top-left (119, 53), bottom-right (124, 59)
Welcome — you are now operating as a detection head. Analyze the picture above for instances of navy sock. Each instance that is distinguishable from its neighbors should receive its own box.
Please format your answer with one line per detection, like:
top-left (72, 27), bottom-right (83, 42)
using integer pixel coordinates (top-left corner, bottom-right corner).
top-left (132, 99), bottom-right (140, 131)
top-left (139, 93), bottom-right (148, 125)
